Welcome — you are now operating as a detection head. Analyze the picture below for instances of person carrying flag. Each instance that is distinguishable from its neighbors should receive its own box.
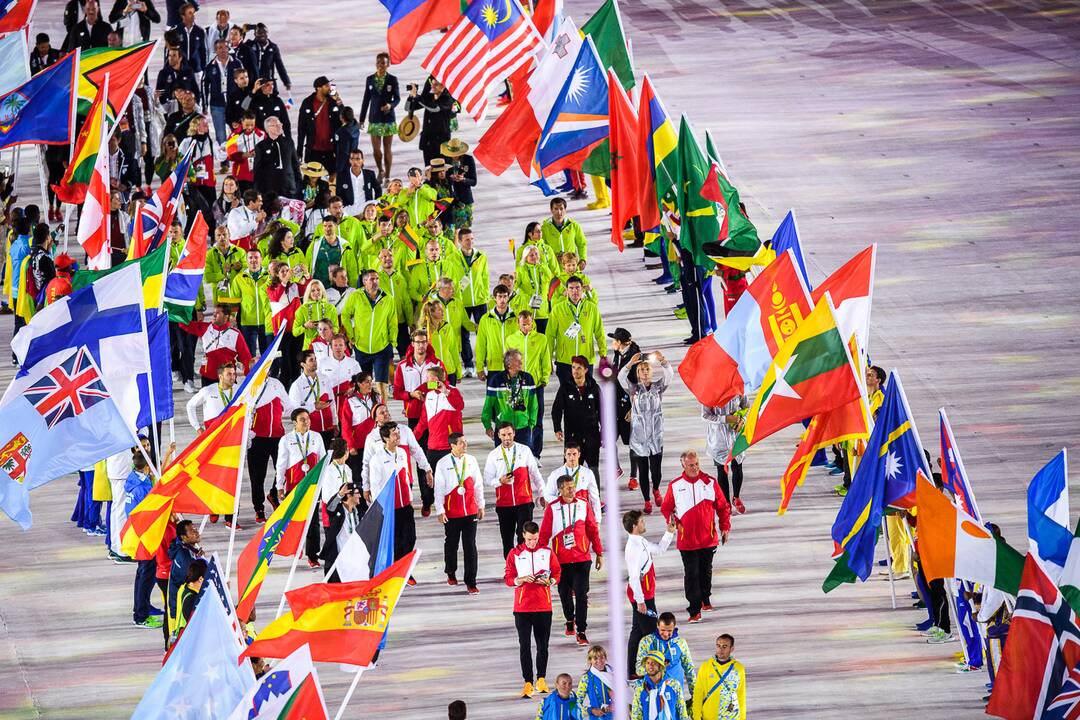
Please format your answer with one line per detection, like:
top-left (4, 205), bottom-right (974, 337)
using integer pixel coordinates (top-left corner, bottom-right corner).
top-left (363, 422), bottom-right (430, 573)
top-left (631, 651), bottom-right (689, 720)
top-left (275, 408), bottom-right (327, 568)
top-left (506, 521), bottom-right (561, 699)
top-left (485, 422), bottom-right (543, 558)
top-left (433, 433), bottom-right (485, 593)
top-left (692, 634), bottom-right (746, 720)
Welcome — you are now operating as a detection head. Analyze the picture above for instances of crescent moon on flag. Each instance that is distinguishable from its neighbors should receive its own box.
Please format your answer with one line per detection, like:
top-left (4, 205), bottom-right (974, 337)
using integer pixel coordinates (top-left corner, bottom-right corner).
top-left (497, 0), bottom-right (513, 24)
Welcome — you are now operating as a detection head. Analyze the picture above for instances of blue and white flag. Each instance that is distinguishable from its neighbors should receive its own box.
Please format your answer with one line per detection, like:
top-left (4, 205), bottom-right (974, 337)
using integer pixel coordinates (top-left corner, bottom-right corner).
top-left (1027, 449), bottom-right (1071, 576)
top-left (0, 30), bottom-right (29, 97)
top-left (225, 644), bottom-right (327, 720)
top-left (534, 36), bottom-right (610, 175)
top-left (0, 346), bottom-right (136, 529)
top-left (0, 48), bottom-right (75, 150)
top-left (771, 209), bottom-right (811, 290)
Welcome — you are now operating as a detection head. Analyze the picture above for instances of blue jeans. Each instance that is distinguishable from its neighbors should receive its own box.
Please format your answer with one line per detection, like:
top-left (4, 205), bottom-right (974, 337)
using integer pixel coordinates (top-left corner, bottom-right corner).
top-left (241, 325), bottom-right (269, 362)
top-left (210, 105), bottom-right (228, 144)
top-left (356, 345), bottom-right (393, 383)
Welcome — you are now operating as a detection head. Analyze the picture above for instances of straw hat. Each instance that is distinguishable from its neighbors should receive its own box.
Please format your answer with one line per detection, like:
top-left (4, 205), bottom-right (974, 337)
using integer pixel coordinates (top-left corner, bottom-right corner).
top-left (300, 161), bottom-right (328, 179)
top-left (398, 115), bottom-right (419, 142)
top-left (440, 138), bottom-right (470, 157)
top-left (427, 158), bottom-right (449, 174)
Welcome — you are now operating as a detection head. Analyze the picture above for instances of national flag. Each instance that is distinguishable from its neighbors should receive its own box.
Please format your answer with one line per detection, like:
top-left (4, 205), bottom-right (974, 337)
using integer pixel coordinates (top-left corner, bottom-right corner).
top-left (0, 30), bottom-right (30, 97)
top-left (381, 0), bottom-right (461, 64)
top-left (335, 468), bottom-right (398, 582)
top-left (636, 74), bottom-right (676, 233)
top-left (0, 347), bottom-right (135, 529)
top-left (203, 553), bottom-right (246, 647)
top-left (75, 112), bottom-right (111, 271)
top-left (533, 37), bottom-right (609, 175)
top-left (74, 239), bottom-right (168, 313)
top-left (120, 406), bottom-right (249, 559)
top-left (235, 457), bottom-right (325, 623)
top-left (53, 76), bottom-right (110, 205)
top-left (810, 245), bottom-right (876, 356)
top-left (226, 644), bottom-right (329, 720)
top-left (6, 263), bottom-right (148, 432)
top-left (131, 588), bottom-right (255, 720)
top-left (678, 249), bottom-right (812, 407)
top-left (1060, 519), bottom-right (1080, 616)
top-left (770, 210), bottom-right (811, 289)
top-left (242, 551), bottom-right (419, 666)
top-left (422, 0), bottom-right (544, 121)
top-left (674, 115), bottom-right (721, 269)
top-left (0, 0), bottom-right (37, 35)
top-left (397, 223), bottom-right (422, 253)
top-left (607, 70), bottom-right (641, 251)
top-left (132, 150), bottom-right (192, 256)
top-left (0, 49), bottom-right (76, 150)
top-left (474, 15), bottom-right (582, 176)
top-left (915, 471), bottom-right (1023, 595)
top-left (76, 41), bottom-right (157, 119)
top-left (825, 370), bottom-right (931, 590)
top-left (1028, 449), bottom-right (1071, 576)
top-left (163, 212), bottom-right (208, 323)
top-left (730, 294), bottom-right (863, 458)
top-left (225, 329), bottom-right (285, 414)
top-left (701, 131), bottom-right (760, 258)
top-left (986, 553), bottom-right (1080, 720)
top-left (938, 407), bottom-right (980, 520)
top-left (580, 0), bottom-right (633, 91)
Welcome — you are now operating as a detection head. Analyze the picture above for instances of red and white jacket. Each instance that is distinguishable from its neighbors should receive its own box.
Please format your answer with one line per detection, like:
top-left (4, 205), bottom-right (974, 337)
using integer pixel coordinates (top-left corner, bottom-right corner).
top-left (661, 472), bottom-right (732, 551)
top-left (543, 465), bottom-right (602, 522)
top-left (318, 352), bottom-right (361, 417)
top-left (226, 128), bottom-right (265, 183)
top-left (275, 430), bottom-right (326, 495)
top-left (364, 444), bottom-right (417, 510)
top-left (538, 497), bottom-right (603, 565)
top-left (179, 134), bottom-right (218, 188)
top-left (505, 543), bottom-right (562, 612)
top-left (196, 322), bottom-right (252, 380)
top-left (340, 392), bottom-right (379, 452)
top-left (484, 442), bottom-right (542, 508)
top-left (267, 282), bottom-right (303, 334)
top-left (289, 373), bottom-right (336, 433)
top-left (250, 377), bottom-right (294, 438)
top-left (361, 424), bottom-right (430, 482)
top-left (624, 531), bottom-right (674, 603)
top-left (433, 452), bottom-right (485, 519)
top-left (413, 387), bottom-right (464, 451)
top-left (391, 346), bottom-right (445, 420)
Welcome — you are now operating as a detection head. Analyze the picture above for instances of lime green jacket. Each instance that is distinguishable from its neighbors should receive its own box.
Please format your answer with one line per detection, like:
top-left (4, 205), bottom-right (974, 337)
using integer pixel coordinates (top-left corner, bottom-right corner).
top-left (426, 319), bottom-right (461, 376)
top-left (341, 289), bottom-right (396, 354)
top-left (514, 260), bottom-right (555, 320)
top-left (229, 270), bottom-right (270, 328)
top-left (505, 329), bottom-right (552, 386)
top-left (516, 241), bottom-right (560, 276)
top-left (408, 258), bottom-right (450, 305)
top-left (546, 297), bottom-right (606, 365)
top-left (362, 234), bottom-right (412, 276)
top-left (305, 237), bottom-right (360, 287)
top-left (312, 215), bottom-right (368, 248)
top-left (265, 247), bottom-right (306, 272)
top-left (378, 268), bottom-right (412, 326)
top-left (552, 270), bottom-right (598, 304)
top-left (540, 217), bottom-right (587, 263)
top-left (475, 307), bottom-right (518, 373)
top-left (397, 185), bottom-right (437, 228)
top-left (204, 244), bottom-right (245, 304)
top-left (292, 300), bottom-right (340, 349)
top-left (445, 249), bottom-right (489, 309)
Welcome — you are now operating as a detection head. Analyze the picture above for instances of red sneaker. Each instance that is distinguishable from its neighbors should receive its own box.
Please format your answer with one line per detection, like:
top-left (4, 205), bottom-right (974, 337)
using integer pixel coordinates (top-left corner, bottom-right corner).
top-left (643, 500), bottom-right (653, 515)
top-left (407, 576), bottom-right (417, 587)
top-left (564, 621), bottom-right (575, 637)
top-left (733, 497), bottom-right (746, 514)
top-left (224, 520), bottom-right (242, 530)
top-left (652, 490), bottom-right (663, 506)
top-left (702, 603), bottom-right (714, 612)
top-left (627, 477), bottom-right (639, 491)
top-left (575, 632), bottom-right (589, 646)
top-left (447, 574), bottom-right (459, 586)
top-left (467, 586), bottom-right (480, 595)
top-left (688, 613), bottom-right (702, 623)
top-left (209, 514), bottom-right (219, 523)
top-left (255, 513), bottom-right (266, 524)
top-left (307, 559), bottom-right (321, 569)
top-left (421, 506), bottom-right (432, 518)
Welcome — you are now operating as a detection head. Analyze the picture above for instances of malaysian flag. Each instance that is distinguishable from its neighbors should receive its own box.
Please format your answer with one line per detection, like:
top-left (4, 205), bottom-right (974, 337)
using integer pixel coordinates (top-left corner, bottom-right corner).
top-left (130, 149), bottom-right (192, 259)
top-left (421, 0), bottom-right (544, 121)
top-left (23, 347), bottom-right (111, 429)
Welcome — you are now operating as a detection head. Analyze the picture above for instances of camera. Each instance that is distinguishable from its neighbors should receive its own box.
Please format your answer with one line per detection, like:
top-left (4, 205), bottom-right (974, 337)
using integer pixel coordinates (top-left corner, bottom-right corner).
top-left (407, 83), bottom-right (417, 92)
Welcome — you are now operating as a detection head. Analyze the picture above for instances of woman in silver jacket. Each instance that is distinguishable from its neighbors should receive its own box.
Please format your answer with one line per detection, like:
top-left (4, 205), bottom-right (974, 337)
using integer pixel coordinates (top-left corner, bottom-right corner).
top-left (618, 352), bottom-right (674, 513)
top-left (703, 395), bottom-right (749, 514)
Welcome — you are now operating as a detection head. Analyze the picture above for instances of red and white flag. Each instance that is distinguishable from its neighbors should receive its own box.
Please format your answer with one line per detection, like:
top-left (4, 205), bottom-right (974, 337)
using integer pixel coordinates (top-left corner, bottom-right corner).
top-left (422, 0), bottom-right (544, 121)
top-left (76, 118), bottom-right (111, 271)
top-left (811, 244), bottom-right (876, 355)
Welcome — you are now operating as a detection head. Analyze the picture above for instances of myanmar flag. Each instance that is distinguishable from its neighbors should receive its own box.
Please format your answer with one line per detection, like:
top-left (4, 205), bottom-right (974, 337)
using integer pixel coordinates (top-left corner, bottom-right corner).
top-left (77, 41), bottom-right (158, 119)
top-left (915, 472), bottom-right (1023, 595)
top-left (235, 457), bottom-right (326, 623)
top-left (731, 295), bottom-right (863, 458)
top-left (53, 79), bottom-right (108, 204)
top-left (242, 551), bottom-right (419, 667)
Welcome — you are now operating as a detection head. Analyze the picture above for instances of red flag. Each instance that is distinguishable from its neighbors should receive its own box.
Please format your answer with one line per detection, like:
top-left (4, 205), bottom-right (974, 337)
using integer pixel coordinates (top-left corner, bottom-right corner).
top-left (607, 70), bottom-right (640, 252)
top-left (384, 0), bottom-right (461, 65)
top-left (0, 0), bottom-right (37, 35)
top-left (474, 91), bottom-right (540, 176)
top-left (76, 115), bottom-right (111, 270)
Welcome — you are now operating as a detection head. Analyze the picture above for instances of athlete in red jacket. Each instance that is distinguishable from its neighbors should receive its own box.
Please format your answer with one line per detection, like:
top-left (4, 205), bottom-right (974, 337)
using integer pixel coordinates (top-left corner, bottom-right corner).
top-left (505, 521), bottom-right (562, 698)
top-left (391, 330), bottom-right (444, 427)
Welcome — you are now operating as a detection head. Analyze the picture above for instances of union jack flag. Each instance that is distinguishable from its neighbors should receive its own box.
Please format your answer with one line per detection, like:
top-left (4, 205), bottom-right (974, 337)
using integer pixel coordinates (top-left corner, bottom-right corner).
top-left (22, 347), bottom-right (110, 428)
top-left (130, 149), bottom-right (192, 258)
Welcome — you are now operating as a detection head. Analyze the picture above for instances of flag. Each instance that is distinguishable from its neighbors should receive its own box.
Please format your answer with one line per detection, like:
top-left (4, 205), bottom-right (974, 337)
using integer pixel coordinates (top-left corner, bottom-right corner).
top-left (474, 15), bottom-right (582, 176)
top-left (636, 74), bottom-right (676, 233)
top-left (674, 115), bottom-right (721, 269)
top-left (770, 210), bottom-right (811, 289)
top-left (938, 408), bottom-right (980, 520)
top-left (235, 457), bottom-right (325, 623)
top-left (678, 249), bottom-right (812, 407)
top-left (1028, 449), bottom-right (1071, 576)
top-left (397, 223), bottom-right (422, 253)
top-left (226, 329), bottom-right (285, 414)
top-left (825, 370), bottom-right (931, 590)
top-left (226, 645), bottom-right (329, 720)
top-left (0, 0), bottom-right (36, 35)
top-left (0, 347), bottom-right (135, 529)
top-left (421, 0), bottom-right (544, 121)
top-left (986, 553), bottom-right (1080, 720)
top-left (914, 471), bottom-right (1023, 595)
top-left (701, 131), bottom-right (760, 256)
top-left (163, 212), bottom-right (208, 323)
top-left (533, 37), bottom-right (609, 175)
top-left (580, 0), bottom-right (633, 91)
top-left (336, 469), bottom-right (398, 583)
top-left (131, 588), bottom-right (255, 720)
top-left (381, 0), bottom-right (461, 64)
top-left (242, 551), bottom-right (419, 666)
top-left (1061, 519), bottom-right (1080, 616)
top-left (203, 553), bottom-right (246, 646)
top-left (6, 263), bottom-right (148, 432)
top-left (607, 70), bottom-right (640, 252)
top-left (53, 77), bottom-right (110, 204)
top-left (76, 41), bottom-right (157, 119)
top-left (75, 111), bottom-right (111, 271)
top-left (730, 295), bottom-right (863, 457)
top-left (133, 150), bottom-right (192, 256)
top-left (810, 245), bottom-right (876, 356)
top-left (0, 30), bottom-right (30, 97)
top-left (0, 49), bottom-right (76, 150)
top-left (120, 406), bottom-right (248, 559)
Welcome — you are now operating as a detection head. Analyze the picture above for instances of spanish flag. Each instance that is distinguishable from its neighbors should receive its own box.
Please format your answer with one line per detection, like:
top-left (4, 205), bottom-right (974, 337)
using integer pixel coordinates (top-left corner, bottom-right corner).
top-left (235, 456), bottom-right (326, 623)
top-left (242, 551), bottom-right (419, 666)
top-left (53, 78), bottom-right (109, 204)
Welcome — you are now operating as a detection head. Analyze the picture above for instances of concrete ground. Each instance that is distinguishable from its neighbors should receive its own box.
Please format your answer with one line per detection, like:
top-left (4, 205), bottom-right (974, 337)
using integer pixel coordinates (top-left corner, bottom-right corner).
top-left (1, 0), bottom-right (1078, 718)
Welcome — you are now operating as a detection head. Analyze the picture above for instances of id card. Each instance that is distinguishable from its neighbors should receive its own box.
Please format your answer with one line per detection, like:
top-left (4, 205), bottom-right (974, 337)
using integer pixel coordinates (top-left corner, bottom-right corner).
top-left (530, 294), bottom-right (542, 309)
top-left (561, 530), bottom-right (576, 549)
top-left (460, 275), bottom-right (471, 289)
top-left (564, 322), bottom-right (582, 339)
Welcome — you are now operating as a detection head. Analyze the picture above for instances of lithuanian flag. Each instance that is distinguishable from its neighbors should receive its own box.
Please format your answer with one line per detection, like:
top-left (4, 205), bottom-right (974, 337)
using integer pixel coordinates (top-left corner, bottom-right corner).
top-left (397, 223), bottom-right (422, 254)
top-left (77, 41), bottom-right (158, 118)
top-left (235, 456), bottom-right (326, 623)
top-left (53, 79), bottom-right (109, 204)
top-left (242, 551), bottom-right (419, 666)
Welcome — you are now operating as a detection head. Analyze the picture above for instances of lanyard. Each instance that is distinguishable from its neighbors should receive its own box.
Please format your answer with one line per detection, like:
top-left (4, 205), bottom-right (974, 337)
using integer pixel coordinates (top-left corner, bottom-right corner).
top-left (217, 383), bottom-right (233, 406)
top-left (565, 466), bottom-right (580, 485)
top-left (559, 498), bottom-right (577, 529)
top-left (333, 462), bottom-right (348, 487)
top-left (500, 445), bottom-right (517, 473)
top-left (295, 431), bottom-right (311, 457)
top-left (451, 454), bottom-right (467, 489)
top-left (527, 263), bottom-right (539, 291)
top-left (568, 300), bottom-right (583, 324)
top-left (302, 375), bottom-right (320, 405)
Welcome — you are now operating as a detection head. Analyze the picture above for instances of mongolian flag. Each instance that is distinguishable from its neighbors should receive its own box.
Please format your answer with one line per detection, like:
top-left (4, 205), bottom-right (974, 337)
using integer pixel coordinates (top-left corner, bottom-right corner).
top-left (242, 551), bottom-right (419, 666)
top-left (76, 41), bottom-right (157, 119)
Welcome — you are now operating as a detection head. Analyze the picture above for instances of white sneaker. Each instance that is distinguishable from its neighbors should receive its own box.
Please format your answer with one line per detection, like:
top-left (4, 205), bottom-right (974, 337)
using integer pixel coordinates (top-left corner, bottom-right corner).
top-left (172, 371), bottom-right (179, 383)
top-left (183, 380), bottom-right (196, 394)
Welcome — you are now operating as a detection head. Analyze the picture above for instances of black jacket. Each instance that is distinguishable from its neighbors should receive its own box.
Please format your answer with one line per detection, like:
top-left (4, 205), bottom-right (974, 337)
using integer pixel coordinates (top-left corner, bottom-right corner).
top-left (108, 0), bottom-right (160, 42)
top-left (163, 0), bottom-right (195, 28)
top-left (113, 146), bottom-right (141, 190)
top-left (172, 23), bottom-right (207, 73)
top-left (62, 17), bottom-right (113, 51)
top-left (240, 39), bottom-right (291, 89)
top-left (334, 122), bottom-right (360, 176)
top-left (166, 538), bottom-right (202, 617)
top-left (254, 134), bottom-right (302, 198)
top-left (552, 376), bottom-right (602, 439)
top-left (29, 48), bottom-right (61, 76)
top-left (320, 493), bottom-right (362, 576)
top-left (251, 92), bottom-right (291, 137)
top-left (407, 89), bottom-right (456, 154)
top-left (202, 56), bottom-right (244, 108)
top-left (447, 154), bottom-right (477, 206)
top-left (156, 61), bottom-right (199, 104)
top-left (337, 167), bottom-right (381, 209)
top-left (164, 108), bottom-right (200, 140)
top-left (226, 86), bottom-right (254, 128)
top-left (611, 341), bottom-right (641, 412)
top-left (359, 73), bottom-right (400, 125)
top-left (296, 93), bottom-right (342, 160)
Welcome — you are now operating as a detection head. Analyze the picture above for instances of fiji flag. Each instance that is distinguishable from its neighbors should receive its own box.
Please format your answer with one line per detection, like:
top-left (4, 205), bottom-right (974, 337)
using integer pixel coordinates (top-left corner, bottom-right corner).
top-left (163, 212), bottom-right (208, 323)
top-left (534, 37), bottom-right (609, 176)
top-left (1028, 449), bottom-right (1071, 576)
top-left (0, 49), bottom-right (76, 151)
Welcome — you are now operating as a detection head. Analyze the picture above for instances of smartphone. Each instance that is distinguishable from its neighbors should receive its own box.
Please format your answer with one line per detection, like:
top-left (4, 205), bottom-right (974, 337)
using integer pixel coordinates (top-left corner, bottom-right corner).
top-left (330, 82), bottom-right (337, 96)
top-left (427, 380), bottom-right (438, 390)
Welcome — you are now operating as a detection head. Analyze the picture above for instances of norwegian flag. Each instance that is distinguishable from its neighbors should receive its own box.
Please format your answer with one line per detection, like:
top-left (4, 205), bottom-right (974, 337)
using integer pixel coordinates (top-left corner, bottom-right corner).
top-left (23, 347), bottom-right (110, 429)
top-left (163, 212), bottom-right (208, 323)
top-left (131, 149), bottom-right (192, 259)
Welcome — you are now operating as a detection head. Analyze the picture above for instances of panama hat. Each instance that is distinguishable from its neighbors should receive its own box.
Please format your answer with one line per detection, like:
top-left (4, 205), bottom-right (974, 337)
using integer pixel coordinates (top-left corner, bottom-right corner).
top-left (300, 161), bottom-right (328, 179)
top-left (427, 158), bottom-right (449, 173)
top-left (440, 138), bottom-right (470, 157)
top-left (398, 115), bottom-right (419, 142)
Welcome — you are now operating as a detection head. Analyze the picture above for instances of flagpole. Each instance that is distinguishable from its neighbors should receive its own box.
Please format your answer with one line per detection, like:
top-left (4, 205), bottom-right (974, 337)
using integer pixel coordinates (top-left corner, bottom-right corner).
top-left (276, 494), bottom-right (318, 618)
top-left (144, 232), bottom-right (167, 467)
top-left (333, 668), bottom-right (365, 720)
top-left (881, 517), bottom-right (897, 610)
top-left (223, 405), bottom-right (253, 581)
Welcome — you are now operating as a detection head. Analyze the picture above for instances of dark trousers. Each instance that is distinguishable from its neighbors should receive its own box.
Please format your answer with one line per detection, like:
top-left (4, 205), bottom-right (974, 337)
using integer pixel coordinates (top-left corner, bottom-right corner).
top-left (247, 436), bottom-right (279, 514)
top-left (305, 503), bottom-right (322, 562)
top-left (394, 506), bottom-right (417, 561)
top-left (133, 559), bottom-right (157, 622)
top-left (241, 324), bottom-right (269, 362)
top-left (11, 315), bottom-right (25, 362)
top-left (514, 611), bottom-right (552, 683)
top-left (928, 578), bottom-right (951, 633)
top-left (680, 253), bottom-right (702, 341)
top-left (422, 447), bottom-right (448, 509)
top-left (395, 322), bottom-right (410, 361)
top-left (171, 322), bottom-right (197, 383)
top-left (276, 332), bottom-right (303, 387)
top-left (680, 547), bottom-right (716, 616)
top-left (557, 561), bottom-right (591, 632)
top-left (496, 503), bottom-right (534, 558)
top-left (715, 460), bottom-right (743, 503)
top-left (627, 597), bottom-right (657, 678)
top-left (530, 386), bottom-right (546, 459)
top-left (635, 452), bottom-right (663, 500)
top-left (155, 578), bottom-right (169, 648)
top-left (444, 515), bottom-right (478, 586)
top-left (459, 305), bottom-right (486, 369)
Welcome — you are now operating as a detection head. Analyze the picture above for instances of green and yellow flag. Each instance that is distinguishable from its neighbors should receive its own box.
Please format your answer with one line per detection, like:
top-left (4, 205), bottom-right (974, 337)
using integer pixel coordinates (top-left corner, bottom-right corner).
top-left (77, 41), bottom-right (158, 118)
